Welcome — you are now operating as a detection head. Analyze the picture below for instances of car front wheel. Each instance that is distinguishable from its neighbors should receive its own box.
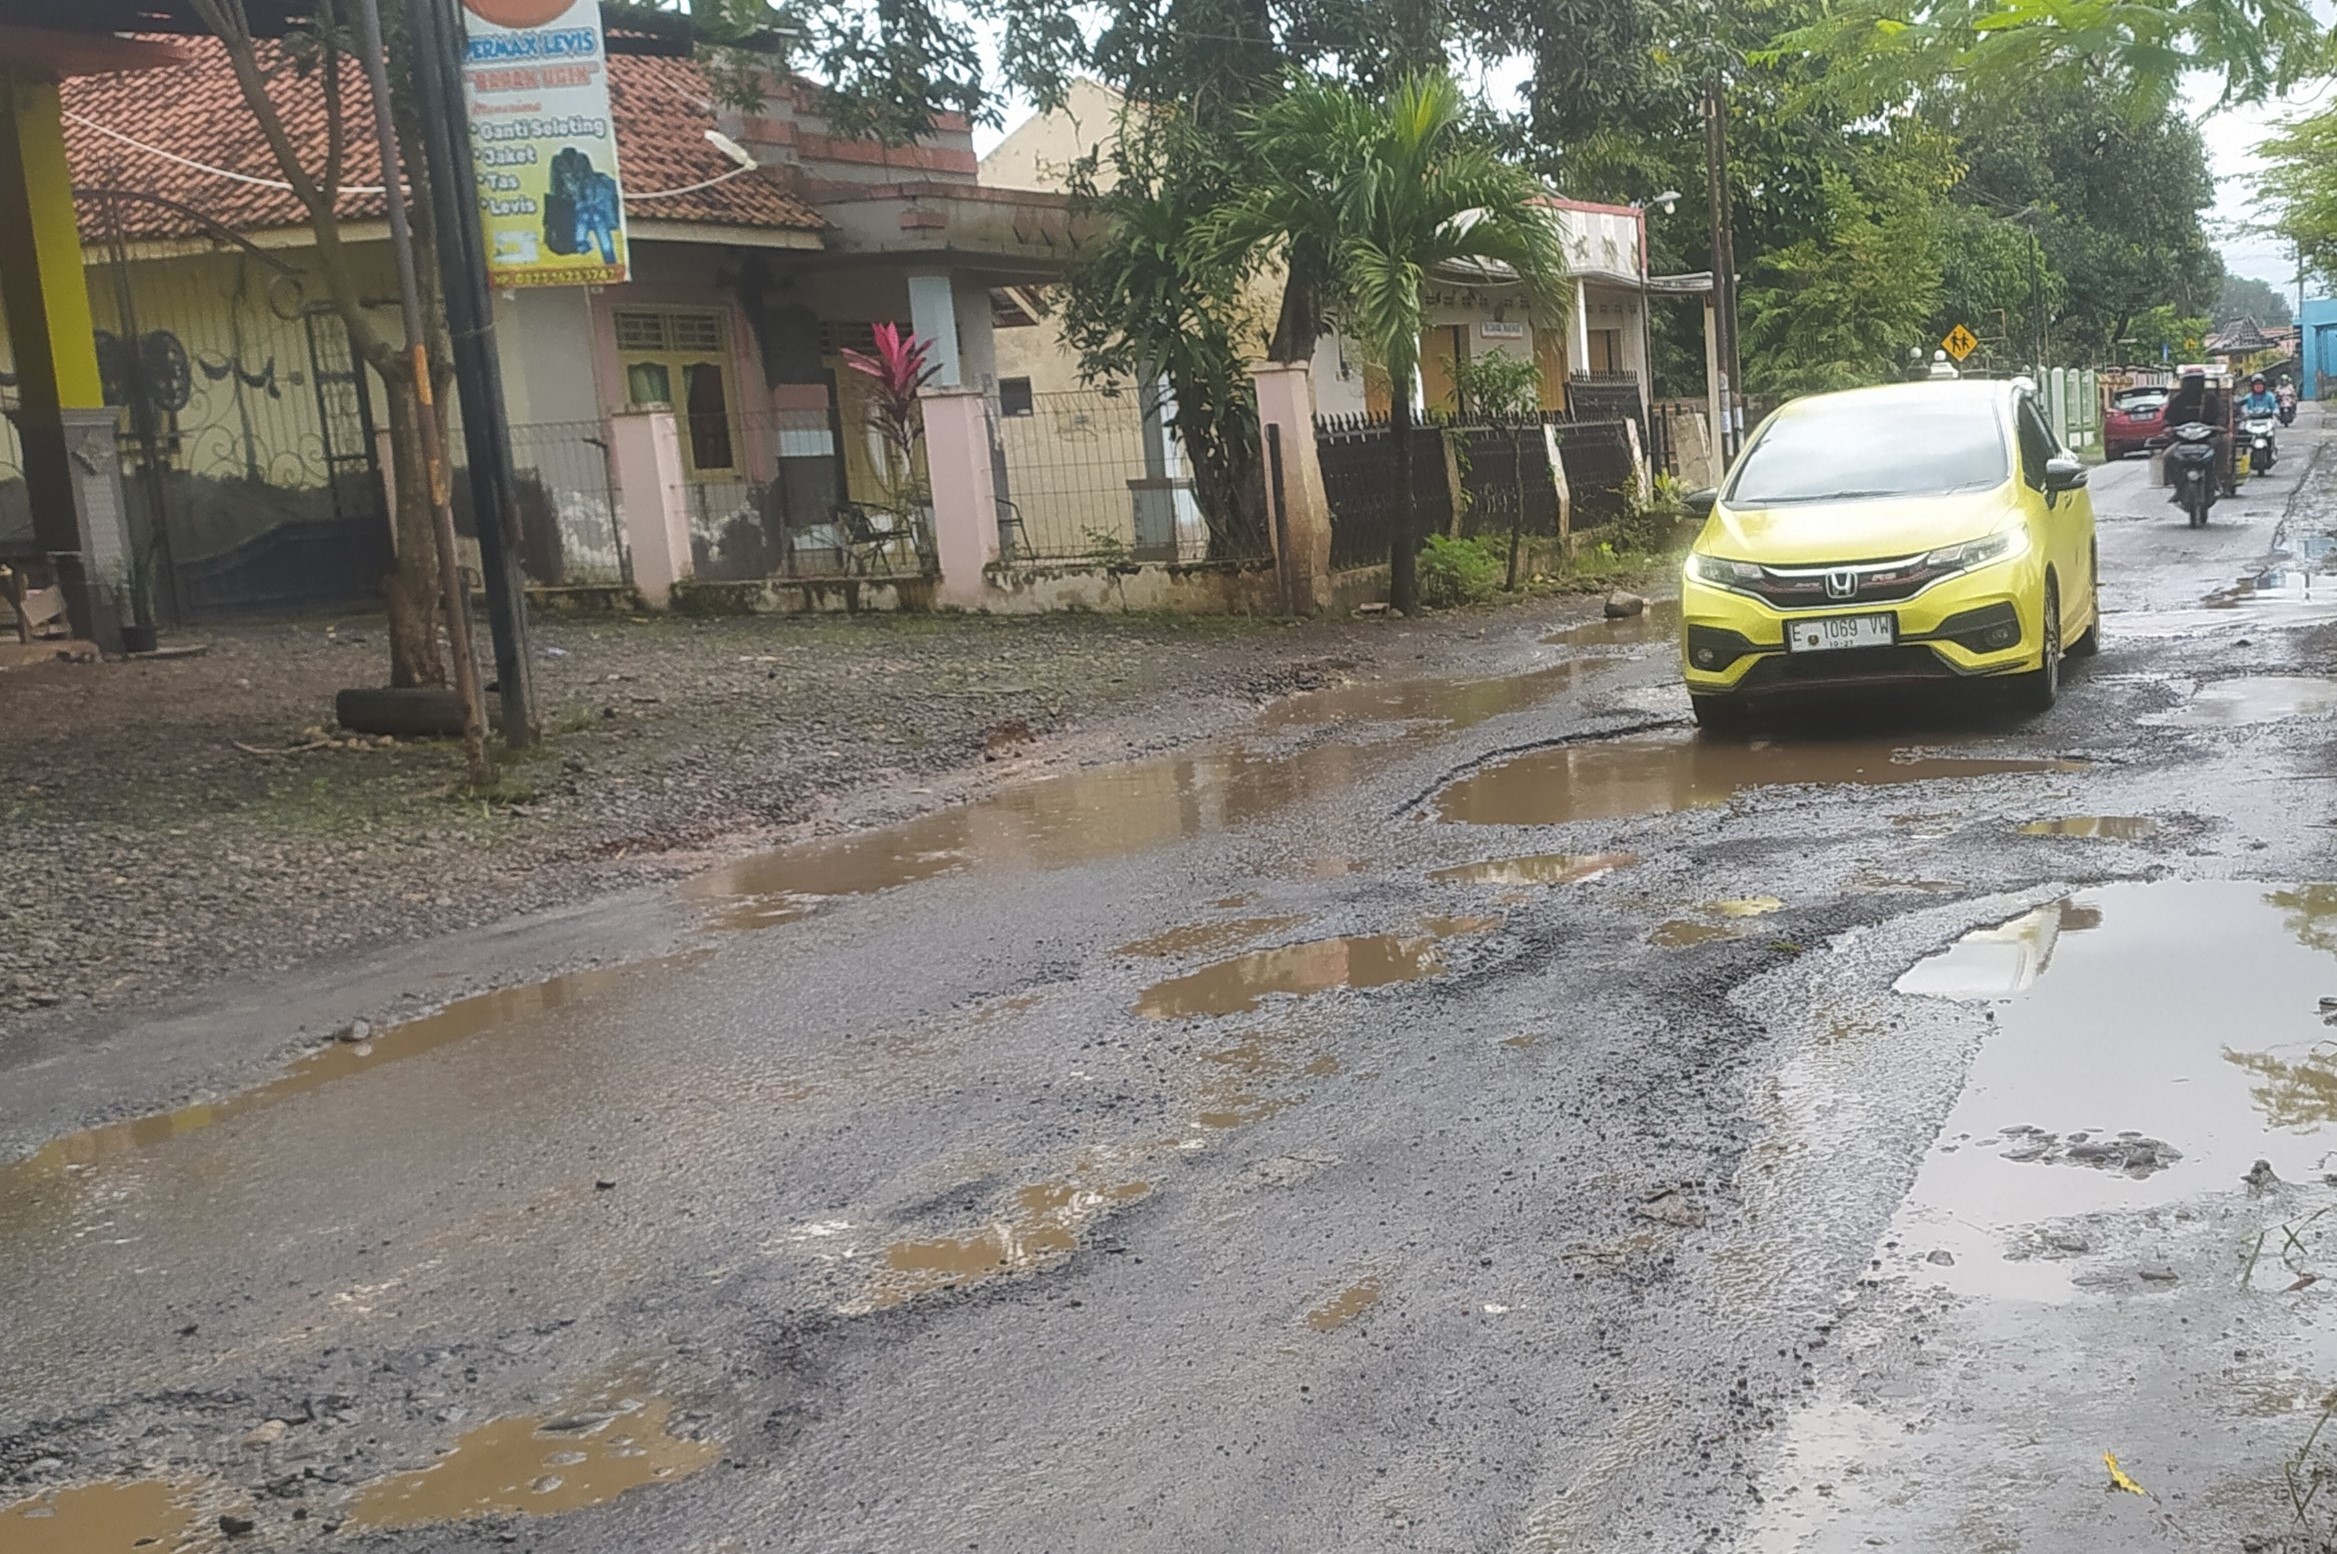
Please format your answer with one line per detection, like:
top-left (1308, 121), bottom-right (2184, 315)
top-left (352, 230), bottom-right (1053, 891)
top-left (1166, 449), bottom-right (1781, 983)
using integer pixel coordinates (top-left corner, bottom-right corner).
top-left (2014, 579), bottom-right (2061, 713)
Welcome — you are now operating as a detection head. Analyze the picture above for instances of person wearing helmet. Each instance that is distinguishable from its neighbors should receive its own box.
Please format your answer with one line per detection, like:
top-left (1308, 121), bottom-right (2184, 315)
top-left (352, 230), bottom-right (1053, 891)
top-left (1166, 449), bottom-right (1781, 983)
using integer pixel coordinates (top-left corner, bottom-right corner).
top-left (2242, 373), bottom-right (2279, 418)
top-left (2164, 367), bottom-right (2236, 502)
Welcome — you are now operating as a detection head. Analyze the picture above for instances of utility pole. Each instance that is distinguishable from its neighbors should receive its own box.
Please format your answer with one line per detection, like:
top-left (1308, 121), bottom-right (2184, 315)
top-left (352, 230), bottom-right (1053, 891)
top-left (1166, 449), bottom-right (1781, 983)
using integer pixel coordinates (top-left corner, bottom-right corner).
top-left (1702, 78), bottom-right (1742, 461)
top-left (407, 0), bottom-right (539, 746)
top-left (2027, 226), bottom-right (2043, 372)
top-left (352, 0), bottom-right (489, 784)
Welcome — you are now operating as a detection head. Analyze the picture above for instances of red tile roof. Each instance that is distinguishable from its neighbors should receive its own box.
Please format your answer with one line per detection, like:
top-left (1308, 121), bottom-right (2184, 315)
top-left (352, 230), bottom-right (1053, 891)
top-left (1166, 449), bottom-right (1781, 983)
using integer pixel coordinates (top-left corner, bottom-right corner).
top-left (60, 38), bottom-right (822, 242)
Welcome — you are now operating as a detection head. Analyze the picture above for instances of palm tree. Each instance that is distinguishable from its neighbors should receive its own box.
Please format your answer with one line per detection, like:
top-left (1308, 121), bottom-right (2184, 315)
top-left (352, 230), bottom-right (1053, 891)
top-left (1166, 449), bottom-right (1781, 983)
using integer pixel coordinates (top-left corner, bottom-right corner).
top-left (1222, 73), bottom-right (1572, 613)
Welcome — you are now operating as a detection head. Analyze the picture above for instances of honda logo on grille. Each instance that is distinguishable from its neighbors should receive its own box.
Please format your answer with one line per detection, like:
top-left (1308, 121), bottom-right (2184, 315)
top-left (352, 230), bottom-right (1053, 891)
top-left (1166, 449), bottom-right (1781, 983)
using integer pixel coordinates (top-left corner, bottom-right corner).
top-left (1824, 569), bottom-right (1859, 601)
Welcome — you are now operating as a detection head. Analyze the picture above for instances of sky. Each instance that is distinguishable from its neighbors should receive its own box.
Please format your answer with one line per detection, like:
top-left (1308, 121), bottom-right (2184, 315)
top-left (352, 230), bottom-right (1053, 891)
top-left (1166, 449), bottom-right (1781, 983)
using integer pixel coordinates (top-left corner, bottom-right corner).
top-left (974, 56), bottom-right (2331, 296)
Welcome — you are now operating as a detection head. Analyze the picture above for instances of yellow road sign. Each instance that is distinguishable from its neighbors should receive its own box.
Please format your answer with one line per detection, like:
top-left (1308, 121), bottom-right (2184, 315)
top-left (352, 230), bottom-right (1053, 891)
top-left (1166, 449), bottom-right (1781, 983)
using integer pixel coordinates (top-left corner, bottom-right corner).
top-left (1942, 324), bottom-right (1980, 363)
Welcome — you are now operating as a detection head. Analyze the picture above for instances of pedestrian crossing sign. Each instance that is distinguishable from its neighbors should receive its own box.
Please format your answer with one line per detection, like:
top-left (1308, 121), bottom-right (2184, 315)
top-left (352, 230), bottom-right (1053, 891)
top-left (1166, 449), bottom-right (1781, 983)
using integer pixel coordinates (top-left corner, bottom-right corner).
top-left (1942, 324), bottom-right (1979, 363)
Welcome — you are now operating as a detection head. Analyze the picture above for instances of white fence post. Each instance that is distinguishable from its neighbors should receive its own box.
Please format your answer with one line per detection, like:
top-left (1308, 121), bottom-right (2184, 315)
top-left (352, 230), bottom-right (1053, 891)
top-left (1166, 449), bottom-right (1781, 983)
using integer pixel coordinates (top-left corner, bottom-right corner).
top-left (608, 408), bottom-right (690, 608)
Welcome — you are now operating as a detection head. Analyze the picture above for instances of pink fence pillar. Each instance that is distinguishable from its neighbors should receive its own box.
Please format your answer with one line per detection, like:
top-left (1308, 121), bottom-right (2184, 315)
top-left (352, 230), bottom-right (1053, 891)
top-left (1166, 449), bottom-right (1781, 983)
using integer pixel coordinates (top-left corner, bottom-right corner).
top-left (1247, 361), bottom-right (1333, 615)
top-left (609, 408), bottom-right (690, 608)
top-left (921, 385), bottom-right (999, 610)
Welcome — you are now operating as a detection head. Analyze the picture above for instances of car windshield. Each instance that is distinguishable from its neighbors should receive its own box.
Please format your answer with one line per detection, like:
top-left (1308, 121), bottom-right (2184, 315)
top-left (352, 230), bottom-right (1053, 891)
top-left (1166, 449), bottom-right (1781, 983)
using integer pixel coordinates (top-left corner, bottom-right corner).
top-left (1726, 395), bottom-right (2009, 507)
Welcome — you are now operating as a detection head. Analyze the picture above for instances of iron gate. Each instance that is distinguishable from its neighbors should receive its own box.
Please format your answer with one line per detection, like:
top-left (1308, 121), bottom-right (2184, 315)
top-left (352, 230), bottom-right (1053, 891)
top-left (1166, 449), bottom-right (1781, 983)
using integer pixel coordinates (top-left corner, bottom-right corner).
top-left (81, 185), bottom-right (393, 624)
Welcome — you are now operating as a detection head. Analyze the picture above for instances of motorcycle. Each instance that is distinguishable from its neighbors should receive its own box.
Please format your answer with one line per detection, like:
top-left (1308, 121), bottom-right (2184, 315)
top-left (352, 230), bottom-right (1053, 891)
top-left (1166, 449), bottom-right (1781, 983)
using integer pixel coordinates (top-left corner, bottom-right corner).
top-left (2245, 414), bottom-right (2278, 474)
top-left (2279, 385), bottom-right (2300, 426)
top-left (2167, 422), bottom-right (2220, 527)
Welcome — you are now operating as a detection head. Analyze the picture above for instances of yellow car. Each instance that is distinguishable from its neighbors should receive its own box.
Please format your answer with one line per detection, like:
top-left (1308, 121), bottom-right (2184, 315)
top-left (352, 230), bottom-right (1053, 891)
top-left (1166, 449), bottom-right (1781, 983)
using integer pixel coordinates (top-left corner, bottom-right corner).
top-left (1680, 379), bottom-right (2099, 730)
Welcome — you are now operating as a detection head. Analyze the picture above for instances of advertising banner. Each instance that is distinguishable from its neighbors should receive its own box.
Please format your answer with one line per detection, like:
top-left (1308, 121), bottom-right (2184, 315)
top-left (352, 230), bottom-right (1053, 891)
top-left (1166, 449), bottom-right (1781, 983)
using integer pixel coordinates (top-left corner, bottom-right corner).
top-left (458, 0), bottom-right (629, 288)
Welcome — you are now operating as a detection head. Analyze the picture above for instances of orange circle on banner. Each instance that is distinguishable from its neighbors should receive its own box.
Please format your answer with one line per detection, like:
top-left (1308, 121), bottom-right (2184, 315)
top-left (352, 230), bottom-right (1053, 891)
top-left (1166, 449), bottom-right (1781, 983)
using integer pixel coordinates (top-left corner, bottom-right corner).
top-left (462, 0), bottom-right (575, 29)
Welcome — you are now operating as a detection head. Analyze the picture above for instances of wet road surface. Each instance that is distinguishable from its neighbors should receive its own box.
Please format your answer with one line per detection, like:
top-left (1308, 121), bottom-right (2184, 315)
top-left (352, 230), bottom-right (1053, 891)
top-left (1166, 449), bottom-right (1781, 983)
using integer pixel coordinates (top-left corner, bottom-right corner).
top-left (9, 423), bottom-right (2337, 1550)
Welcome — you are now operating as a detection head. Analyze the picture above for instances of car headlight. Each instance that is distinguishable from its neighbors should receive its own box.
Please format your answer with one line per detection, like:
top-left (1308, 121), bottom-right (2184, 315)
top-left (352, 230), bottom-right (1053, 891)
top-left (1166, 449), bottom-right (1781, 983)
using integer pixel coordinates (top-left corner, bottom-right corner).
top-left (1688, 553), bottom-right (1763, 587)
top-left (1923, 529), bottom-right (2028, 574)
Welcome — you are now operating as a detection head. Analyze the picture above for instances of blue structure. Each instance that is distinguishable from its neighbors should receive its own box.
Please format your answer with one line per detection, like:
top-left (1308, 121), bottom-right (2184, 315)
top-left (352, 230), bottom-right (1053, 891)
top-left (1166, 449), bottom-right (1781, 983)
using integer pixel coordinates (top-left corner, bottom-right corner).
top-left (2303, 296), bottom-right (2337, 399)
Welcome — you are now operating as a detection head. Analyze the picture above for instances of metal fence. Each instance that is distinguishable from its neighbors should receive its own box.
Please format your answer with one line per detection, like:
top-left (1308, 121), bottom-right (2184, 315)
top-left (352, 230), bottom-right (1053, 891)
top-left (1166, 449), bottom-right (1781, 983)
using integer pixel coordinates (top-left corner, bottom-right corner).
top-left (1451, 424), bottom-right (1559, 544)
top-left (685, 406), bottom-right (932, 582)
top-left (1314, 415), bottom-right (1453, 571)
top-left (1555, 420), bottom-right (1640, 527)
top-left (67, 186), bottom-right (392, 622)
top-left (501, 419), bottom-right (627, 587)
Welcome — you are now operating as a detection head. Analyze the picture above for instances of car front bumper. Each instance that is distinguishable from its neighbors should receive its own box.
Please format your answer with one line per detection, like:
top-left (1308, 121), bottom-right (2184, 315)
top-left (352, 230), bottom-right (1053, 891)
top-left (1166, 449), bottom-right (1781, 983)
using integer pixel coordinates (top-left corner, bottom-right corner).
top-left (1680, 559), bottom-right (2046, 698)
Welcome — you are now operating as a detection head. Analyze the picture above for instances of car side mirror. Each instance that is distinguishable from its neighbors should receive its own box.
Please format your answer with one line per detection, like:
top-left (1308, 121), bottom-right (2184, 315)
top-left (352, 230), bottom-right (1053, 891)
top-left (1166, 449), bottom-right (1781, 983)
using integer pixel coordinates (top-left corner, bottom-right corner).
top-left (1684, 487), bottom-right (1718, 519)
top-left (2043, 454), bottom-right (2087, 493)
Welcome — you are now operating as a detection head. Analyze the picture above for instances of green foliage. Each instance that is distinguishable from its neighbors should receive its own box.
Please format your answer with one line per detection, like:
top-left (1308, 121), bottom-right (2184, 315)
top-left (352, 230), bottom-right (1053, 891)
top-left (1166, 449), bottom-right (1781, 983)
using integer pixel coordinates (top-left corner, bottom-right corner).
top-left (2257, 108), bottom-right (2337, 293)
top-left (2127, 303), bottom-right (2212, 361)
top-left (1450, 349), bottom-right (1544, 418)
top-left (1057, 113), bottom-right (1264, 560)
top-left (1416, 535), bottom-right (1506, 608)
top-left (2220, 272), bottom-right (2295, 328)
top-left (1615, 472), bottom-right (1692, 554)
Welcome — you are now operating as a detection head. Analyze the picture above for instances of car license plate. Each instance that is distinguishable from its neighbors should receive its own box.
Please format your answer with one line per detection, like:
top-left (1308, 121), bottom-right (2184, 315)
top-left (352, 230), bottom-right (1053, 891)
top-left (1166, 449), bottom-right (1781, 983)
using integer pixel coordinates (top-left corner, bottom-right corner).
top-left (1786, 613), bottom-right (1895, 653)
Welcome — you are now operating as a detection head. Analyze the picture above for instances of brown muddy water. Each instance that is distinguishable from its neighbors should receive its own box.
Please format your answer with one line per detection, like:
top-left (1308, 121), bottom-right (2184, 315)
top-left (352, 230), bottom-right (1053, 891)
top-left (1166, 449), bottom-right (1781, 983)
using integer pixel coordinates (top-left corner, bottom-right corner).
top-left (1258, 659), bottom-right (1610, 730)
top-left (1545, 598), bottom-right (1681, 648)
top-left (1305, 1277), bottom-right (1384, 1331)
top-left (1431, 851), bottom-right (1638, 887)
top-left (0, 961), bottom-right (664, 1195)
top-left (1435, 732), bottom-right (2076, 826)
top-left (871, 1177), bottom-right (1152, 1308)
top-left (1115, 915), bottom-right (1308, 960)
top-left (689, 741), bottom-right (1400, 928)
top-left (2016, 815), bottom-right (2162, 839)
top-left (1, 1479), bottom-right (206, 1553)
top-left (1134, 917), bottom-right (1498, 1019)
top-left (1889, 881), bottom-right (2337, 1299)
top-left (2142, 675), bottom-right (2337, 728)
top-left (349, 1385), bottom-right (718, 1531)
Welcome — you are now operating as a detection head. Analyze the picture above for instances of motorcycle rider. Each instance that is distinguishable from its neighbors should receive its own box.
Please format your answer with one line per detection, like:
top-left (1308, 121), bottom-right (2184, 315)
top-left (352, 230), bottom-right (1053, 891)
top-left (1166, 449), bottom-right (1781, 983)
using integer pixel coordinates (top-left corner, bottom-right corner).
top-left (2242, 373), bottom-right (2279, 419)
top-left (2164, 368), bottom-right (2237, 500)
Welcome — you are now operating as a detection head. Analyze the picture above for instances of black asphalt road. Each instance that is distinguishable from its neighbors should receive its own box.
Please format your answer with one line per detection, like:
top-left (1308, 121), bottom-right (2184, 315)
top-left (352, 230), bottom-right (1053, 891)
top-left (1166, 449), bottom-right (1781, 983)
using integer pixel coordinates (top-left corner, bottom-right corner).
top-left (8, 422), bottom-right (2337, 1553)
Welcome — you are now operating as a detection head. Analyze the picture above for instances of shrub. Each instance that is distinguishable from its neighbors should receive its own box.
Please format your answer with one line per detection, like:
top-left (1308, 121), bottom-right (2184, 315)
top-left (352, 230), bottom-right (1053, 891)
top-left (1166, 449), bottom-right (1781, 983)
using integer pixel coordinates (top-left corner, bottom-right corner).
top-left (1614, 471), bottom-right (1693, 554)
top-left (1417, 533), bottom-right (1505, 608)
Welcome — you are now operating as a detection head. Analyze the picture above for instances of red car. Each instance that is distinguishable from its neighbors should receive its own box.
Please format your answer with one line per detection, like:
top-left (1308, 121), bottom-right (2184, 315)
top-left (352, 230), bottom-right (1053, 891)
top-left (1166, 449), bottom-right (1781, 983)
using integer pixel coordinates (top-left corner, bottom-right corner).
top-left (2105, 386), bottom-right (2168, 459)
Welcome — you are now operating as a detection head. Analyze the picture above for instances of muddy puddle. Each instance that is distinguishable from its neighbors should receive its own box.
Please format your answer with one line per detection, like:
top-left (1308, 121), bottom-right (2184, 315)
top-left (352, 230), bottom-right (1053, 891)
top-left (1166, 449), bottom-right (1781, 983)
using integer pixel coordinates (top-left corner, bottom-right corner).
top-left (1260, 659), bottom-right (1608, 730)
top-left (1115, 915), bottom-right (1307, 960)
top-left (1435, 731), bottom-right (2075, 827)
top-left (2, 1479), bottom-right (207, 1553)
top-left (1135, 917), bottom-right (1496, 1019)
top-left (350, 1384), bottom-right (717, 1531)
top-left (1431, 851), bottom-right (1637, 887)
top-left (1305, 1276), bottom-right (1383, 1331)
top-left (1650, 896), bottom-right (1784, 948)
top-left (688, 740), bottom-right (1402, 929)
top-left (2016, 815), bottom-right (2161, 840)
top-left (871, 1177), bottom-right (1151, 1308)
top-left (1888, 881), bottom-right (2337, 1298)
top-left (2142, 675), bottom-right (2337, 728)
top-left (1545, 598), bottom-right (1680, 648)
top-left (1, 962), bottom-right (658, 1195)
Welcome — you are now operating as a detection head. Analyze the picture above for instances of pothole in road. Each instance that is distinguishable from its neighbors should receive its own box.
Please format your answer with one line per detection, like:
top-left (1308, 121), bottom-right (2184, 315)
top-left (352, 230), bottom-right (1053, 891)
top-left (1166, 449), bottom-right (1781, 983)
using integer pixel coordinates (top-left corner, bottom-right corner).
top-left (1650, 896), bottom-right (1785, 948)
top-left (1133, 916), bottom-right (1499, 1019)
top-left (1545, 598), bottom-right (1680, 648)
top-left (1305, 1276), bottom-right (1383, 1331)
top-left (1431, 850), bottom-right (1638, 886)
top-left (1434, 731), bottom-right (2076, 826)
top-left (2, 1479), bottom-right (208, 1554)
top-left (0, 959), bottom-right (673, 1206)
top-left (1115, 915), bottom-right (1308, 960)
top-left (1886, 881), bottom-right (2337, 1299)
top-left (1259, 658), bottom-right (1612, 730)
top-left (348, 1385), bottom-right (718, 1531)
top-left (2016, 815), bottom-right (2162, 839)
top-left (2141, 675), bottom-right (2337, 728)
top-left (869, 1178), bottom-right (1152, 1309)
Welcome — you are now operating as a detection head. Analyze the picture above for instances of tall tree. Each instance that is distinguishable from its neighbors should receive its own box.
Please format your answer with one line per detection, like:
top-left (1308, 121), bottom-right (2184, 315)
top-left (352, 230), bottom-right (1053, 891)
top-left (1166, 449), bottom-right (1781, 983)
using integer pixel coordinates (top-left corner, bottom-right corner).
top-left (2218, 272), bottom-right (2294, 327)
top-left (188, 0), bottom-right (452, 689)
top-left (1220, 73), bottom-right (1569, 614)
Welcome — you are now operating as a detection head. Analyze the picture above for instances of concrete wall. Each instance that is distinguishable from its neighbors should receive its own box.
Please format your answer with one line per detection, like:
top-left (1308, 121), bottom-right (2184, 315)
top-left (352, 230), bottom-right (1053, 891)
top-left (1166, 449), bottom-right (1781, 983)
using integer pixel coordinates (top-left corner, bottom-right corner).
top-left (2304, 297), bottom-right (2337, 400)
top-left (981, 79), bottom-right (1126, 194)
top-left (974, 558), bottom-right (1283, 614)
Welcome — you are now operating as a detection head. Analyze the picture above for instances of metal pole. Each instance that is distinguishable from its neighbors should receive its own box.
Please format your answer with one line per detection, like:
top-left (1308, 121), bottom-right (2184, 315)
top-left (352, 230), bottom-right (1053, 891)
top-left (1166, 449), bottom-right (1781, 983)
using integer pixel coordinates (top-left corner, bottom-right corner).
top-left (351, 0), bottom-right (490, 784)
top-left (408, 0), bottom-right (538, 746)
top-left (1702, 78), bottom-right (1741, 460)
top-left (2028, 228), bottom-right (2043, 372)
